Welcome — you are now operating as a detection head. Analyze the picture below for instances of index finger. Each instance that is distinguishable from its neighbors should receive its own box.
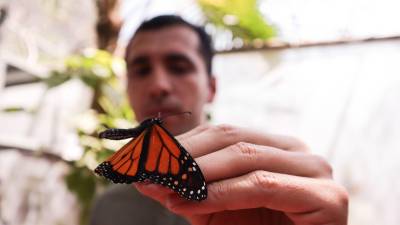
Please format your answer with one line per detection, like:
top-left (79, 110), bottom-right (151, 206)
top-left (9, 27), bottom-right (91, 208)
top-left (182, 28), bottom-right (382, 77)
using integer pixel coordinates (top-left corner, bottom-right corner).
top-left (165, 170), bottom-right (348, 221)
top-left (177, 124), bottom-right (308, 158)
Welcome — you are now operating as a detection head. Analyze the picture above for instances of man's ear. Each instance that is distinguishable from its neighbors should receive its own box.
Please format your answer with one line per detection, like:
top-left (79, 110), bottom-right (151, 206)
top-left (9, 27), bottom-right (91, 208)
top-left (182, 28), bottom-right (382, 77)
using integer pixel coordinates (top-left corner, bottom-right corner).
top-left (207, 76), bottom-right (216, 103)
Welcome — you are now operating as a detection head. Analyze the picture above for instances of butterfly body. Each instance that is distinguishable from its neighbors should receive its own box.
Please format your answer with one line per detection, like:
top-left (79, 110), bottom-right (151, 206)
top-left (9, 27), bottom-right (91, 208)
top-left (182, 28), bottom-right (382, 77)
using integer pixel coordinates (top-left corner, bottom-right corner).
top-left (95, 117), bottom-right (207, 201)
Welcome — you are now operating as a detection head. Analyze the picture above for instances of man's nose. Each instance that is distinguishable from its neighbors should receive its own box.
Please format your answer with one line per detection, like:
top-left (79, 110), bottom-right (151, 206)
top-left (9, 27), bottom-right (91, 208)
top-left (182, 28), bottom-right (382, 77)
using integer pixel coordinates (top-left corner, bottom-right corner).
top-left (148, 67), bottom-right (173, 99)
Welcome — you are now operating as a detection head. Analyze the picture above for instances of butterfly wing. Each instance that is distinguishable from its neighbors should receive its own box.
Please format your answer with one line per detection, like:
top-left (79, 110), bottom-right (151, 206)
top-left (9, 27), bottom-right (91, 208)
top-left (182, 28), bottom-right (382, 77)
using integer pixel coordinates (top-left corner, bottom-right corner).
top-left (94, 129), bottom-right (148, 183)
top-left (140, 124), bottom-right (207, 201)
top-left (95, 121), bottom-right (207, 201)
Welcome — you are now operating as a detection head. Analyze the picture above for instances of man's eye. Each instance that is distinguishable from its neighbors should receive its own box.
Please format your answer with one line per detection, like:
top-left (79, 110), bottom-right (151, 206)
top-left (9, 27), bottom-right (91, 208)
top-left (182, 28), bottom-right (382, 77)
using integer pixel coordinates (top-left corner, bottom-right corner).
top-left (130, 66), bottom-right (151, 77)
top-left (168, 64), bottom-right (190, 75)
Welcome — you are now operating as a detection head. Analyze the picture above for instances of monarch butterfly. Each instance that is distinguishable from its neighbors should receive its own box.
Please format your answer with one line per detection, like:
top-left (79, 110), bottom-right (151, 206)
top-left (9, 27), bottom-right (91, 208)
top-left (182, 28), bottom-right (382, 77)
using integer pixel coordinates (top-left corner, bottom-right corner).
top-left (94, 113), bottom-right (207, 201)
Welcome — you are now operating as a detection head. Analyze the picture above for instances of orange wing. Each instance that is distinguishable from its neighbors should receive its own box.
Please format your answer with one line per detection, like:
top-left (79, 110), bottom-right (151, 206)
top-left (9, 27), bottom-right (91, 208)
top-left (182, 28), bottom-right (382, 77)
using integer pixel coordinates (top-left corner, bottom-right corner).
top-left (140, 124), bottom-right (207, 201)
top-left (95, 122), bottom-right (207, 201)
top-left (94, 131), bottom-right (146, 183)
top-left (144, 125), bottom-right (181, 175)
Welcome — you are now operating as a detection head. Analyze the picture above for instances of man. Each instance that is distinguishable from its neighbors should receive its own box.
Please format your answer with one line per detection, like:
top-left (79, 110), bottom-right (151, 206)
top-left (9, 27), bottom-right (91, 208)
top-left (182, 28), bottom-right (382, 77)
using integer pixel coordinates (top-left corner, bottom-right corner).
top-left (91, 15), bottom-right (348, 225)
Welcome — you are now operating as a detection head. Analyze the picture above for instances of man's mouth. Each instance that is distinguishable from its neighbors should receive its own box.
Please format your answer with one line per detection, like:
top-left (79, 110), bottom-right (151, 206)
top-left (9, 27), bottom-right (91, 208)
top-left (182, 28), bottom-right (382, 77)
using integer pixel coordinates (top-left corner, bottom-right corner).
top-left (145, 107), bottom-right (181, 118)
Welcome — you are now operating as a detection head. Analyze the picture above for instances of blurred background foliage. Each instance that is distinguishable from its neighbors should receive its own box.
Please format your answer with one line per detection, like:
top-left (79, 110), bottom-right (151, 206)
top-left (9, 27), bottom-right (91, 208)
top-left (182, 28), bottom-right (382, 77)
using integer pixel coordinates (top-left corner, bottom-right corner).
top-left (43, 49), bottom-right (134, 224)
top-left (198, 0), bottom-right (276, 41)
top-left (1, 0), bottom-right (276, 224)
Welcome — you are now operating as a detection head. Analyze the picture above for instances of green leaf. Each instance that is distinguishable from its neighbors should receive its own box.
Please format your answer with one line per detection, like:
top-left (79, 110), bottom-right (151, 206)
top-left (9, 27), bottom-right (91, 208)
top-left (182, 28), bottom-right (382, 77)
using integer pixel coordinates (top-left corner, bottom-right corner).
top-left (96, 148), bottom-right (114, 162)
top-left (43, 70), bottom-right (71, 88)
top-left (49, 48), bottom-right (134, 225)
top-left (198, 0), bottom-right (276, 41)
top-left (2, 106), bottom-right (27, 112)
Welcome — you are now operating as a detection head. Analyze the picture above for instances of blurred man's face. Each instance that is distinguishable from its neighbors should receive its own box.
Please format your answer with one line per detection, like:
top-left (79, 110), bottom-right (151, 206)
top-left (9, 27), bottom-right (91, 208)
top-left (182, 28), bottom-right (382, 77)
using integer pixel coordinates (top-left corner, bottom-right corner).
top-left (126, 25), bottom-right (216, 135)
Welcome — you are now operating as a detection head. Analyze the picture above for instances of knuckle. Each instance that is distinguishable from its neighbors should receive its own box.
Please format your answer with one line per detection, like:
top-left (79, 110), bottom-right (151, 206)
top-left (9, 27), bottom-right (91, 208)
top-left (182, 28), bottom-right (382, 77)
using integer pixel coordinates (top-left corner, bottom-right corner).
top-left (209, 182), bottom-right (231, 209)
top-left (335, 184), bottom-right (349, 207)
top-left (322, 181), bottom-right (349, 218)
top-left (232, 142), bottom-right (259, 159)
top-left (250, 170), bottom-right (280, 190)
top-left (214, 124), bottom-right (238, 137)
top-left (310, 155), bottom-right (333, 177)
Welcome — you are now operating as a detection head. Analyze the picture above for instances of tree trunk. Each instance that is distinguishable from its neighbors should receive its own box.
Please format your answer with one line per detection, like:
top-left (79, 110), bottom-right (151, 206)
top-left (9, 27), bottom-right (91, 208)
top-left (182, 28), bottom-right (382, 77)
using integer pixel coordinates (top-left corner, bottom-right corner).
top-left (95, 0), bottom-right (122, 52)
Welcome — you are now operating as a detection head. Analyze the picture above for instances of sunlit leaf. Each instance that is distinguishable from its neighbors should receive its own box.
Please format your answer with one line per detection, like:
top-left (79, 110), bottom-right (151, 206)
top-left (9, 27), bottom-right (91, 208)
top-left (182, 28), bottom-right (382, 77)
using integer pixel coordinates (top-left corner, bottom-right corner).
top-left (2, 106), bottom-right (27, 112)
top-left (198, 0), bottom-right (276, 40)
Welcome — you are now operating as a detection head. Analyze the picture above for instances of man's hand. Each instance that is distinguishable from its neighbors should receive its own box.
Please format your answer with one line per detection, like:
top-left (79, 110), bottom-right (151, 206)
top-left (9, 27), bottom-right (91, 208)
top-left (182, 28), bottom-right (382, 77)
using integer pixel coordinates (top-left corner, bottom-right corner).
top-left (135, 124), bottom-right (348, 225)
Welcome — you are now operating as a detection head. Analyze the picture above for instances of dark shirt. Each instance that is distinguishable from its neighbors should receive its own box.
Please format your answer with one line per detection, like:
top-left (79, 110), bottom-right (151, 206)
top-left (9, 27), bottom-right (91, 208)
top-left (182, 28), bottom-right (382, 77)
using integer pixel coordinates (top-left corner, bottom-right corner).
top-left (90, 185), bottom-right (190, 225)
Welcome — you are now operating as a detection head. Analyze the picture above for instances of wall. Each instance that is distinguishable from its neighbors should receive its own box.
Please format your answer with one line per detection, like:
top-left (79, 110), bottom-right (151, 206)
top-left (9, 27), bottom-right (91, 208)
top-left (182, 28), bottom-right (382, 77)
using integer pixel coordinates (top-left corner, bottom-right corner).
top-left (212, 39), bottom-right (400, 225)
